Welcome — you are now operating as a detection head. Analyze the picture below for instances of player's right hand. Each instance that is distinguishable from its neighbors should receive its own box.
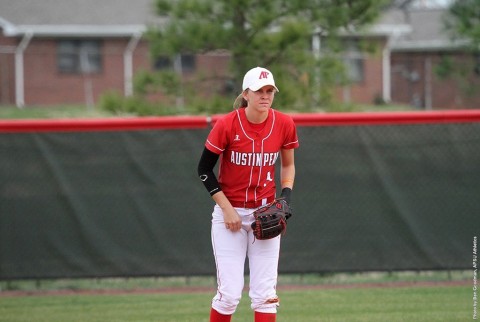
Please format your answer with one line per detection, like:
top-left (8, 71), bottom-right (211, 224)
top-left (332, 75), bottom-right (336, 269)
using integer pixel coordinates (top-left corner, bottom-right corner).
top-left (223, 207), bottom-right (242, 232)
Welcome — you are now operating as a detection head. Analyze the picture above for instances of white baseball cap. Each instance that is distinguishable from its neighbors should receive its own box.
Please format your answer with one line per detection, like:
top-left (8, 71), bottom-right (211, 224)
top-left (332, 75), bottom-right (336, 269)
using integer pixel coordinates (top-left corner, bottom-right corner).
top-left (242, 67), bottom-right (279, 92)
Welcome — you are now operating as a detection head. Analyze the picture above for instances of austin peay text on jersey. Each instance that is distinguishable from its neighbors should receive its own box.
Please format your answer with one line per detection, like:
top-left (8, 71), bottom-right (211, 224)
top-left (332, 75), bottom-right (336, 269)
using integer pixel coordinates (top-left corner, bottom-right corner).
top-left (230, 151), bottom-right (280, 167)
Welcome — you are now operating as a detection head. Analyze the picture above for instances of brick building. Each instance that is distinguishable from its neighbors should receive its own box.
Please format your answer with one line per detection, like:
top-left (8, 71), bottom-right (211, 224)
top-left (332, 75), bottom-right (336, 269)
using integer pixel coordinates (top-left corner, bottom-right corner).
top-left (386, 7), bottom-right (480, 109)
top-left (0, 0), bottom-right (479, 109)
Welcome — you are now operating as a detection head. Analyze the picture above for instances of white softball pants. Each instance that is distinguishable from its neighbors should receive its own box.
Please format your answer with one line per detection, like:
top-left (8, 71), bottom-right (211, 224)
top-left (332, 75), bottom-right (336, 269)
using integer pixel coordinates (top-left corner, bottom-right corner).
top-left (211, 205), bottom-right (281, 315)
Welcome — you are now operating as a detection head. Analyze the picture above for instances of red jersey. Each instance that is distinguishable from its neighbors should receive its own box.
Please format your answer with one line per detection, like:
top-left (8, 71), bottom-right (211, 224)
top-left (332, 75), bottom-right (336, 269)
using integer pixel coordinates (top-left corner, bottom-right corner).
top-left (205, 108), bottom-right (299, 206)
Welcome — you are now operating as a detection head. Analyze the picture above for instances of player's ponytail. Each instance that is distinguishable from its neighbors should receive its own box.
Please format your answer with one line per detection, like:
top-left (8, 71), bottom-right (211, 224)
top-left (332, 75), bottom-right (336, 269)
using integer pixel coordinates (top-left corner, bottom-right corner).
top-left (233, 93), bottom-right (247, 110)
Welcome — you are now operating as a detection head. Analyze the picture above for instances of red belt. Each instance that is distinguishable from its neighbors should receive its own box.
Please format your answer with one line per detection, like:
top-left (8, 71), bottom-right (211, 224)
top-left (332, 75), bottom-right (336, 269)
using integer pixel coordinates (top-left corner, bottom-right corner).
top-left (230, 196), bottom-right (275, 209)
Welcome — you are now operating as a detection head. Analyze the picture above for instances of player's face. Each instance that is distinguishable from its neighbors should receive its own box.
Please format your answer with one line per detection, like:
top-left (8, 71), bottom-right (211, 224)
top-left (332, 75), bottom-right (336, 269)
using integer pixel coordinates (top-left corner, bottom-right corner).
top-left (245, 85), bottom-right (276, 112)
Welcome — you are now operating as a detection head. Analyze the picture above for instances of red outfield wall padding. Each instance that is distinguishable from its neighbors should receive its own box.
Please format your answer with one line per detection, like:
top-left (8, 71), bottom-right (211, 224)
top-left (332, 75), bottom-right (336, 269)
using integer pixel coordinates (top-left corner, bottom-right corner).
top-left (290, 110), bottom-right (480, 126)
top-left (1, 110), bottom-right (480, 133)
top-left (0, 116), bottom-right (209, 133)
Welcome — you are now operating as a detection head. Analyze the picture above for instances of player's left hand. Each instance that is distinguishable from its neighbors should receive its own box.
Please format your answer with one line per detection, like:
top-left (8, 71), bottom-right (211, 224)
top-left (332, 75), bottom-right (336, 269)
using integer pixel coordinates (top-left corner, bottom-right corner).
top-left (251, 198), bottom-right (293, 240)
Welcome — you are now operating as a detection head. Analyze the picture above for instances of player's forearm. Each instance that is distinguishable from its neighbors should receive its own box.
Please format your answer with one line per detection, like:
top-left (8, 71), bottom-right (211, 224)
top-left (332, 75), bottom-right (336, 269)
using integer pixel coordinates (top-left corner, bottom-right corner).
top-left (280, 148), bottom-right (295, 189)
top-left (212, 191), bottom-right (233, 210)
top-left (212, 191), bottom-right (242, 232)
top-left (280, 164), bottom-right (295, 189)
top-left (280, 166), bottom-right (294, 204)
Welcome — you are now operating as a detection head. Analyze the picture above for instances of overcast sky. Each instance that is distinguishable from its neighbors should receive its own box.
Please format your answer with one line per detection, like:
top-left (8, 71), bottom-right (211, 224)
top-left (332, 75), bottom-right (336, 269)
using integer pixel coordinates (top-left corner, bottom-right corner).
top-left (412, 0), bottom-right (454, 7)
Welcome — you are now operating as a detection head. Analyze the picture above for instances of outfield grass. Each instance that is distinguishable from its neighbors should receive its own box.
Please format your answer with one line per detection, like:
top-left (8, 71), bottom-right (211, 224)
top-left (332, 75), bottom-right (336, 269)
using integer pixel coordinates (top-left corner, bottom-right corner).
top-left (0, 285), bottom-right (470, 322)
top-left (0, 270), bottom-right (470, 293)
top-left (0, 105), bottom-right (118, 119)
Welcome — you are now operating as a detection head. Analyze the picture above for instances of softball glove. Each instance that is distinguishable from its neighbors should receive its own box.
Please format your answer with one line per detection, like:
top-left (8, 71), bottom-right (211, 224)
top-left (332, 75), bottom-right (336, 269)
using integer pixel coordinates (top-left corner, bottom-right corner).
top-left (251, 198), bottom-right (293, 240)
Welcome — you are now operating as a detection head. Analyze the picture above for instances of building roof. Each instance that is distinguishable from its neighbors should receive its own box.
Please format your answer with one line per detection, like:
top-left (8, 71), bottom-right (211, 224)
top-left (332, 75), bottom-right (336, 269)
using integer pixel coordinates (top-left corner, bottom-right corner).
top-left (0, 0), bottom-right (164, 37)
top-left (379, 7), bottom-right (467, 51)
top-left (0, 0), bottom-right (466, 50)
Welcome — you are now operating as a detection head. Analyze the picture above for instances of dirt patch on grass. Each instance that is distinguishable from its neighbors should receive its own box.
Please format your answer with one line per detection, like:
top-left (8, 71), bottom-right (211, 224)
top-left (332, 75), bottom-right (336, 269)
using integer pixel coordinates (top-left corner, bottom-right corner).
top-left (0, 280), bottom-right (470, 298)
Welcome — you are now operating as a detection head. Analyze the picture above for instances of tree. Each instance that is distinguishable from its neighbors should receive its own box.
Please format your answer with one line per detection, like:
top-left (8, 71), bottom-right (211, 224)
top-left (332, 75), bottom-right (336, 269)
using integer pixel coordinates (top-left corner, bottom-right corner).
top-left (447, 0), bottom-right (480, 50)
top-left (446, 0), bottom-right (480, 75)
top-left (434, 0), bottom-right (480, 94)
top-left (147, 0), bottom-right (387, 111)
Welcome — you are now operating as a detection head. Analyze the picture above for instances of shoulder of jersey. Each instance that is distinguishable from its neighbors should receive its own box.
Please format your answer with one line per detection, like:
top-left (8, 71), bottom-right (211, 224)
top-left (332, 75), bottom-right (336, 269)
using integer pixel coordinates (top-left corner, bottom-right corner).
top-left (216, 109), bottom-right (293, 125)
top-left (273, 109), bottom-right (295, 124)
top-left (212, 110), bottom-right (237, 127)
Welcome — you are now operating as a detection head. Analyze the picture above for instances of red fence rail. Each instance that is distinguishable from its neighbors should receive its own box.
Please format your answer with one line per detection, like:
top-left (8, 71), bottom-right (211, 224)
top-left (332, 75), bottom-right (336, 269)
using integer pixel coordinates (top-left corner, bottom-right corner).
top-left (1, 110), bottom-right (480, 133)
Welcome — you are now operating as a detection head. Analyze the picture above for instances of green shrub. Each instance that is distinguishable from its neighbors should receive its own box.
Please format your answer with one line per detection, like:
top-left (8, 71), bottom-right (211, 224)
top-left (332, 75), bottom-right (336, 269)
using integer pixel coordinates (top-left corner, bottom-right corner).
top-left (98, 91), bottom-right (126, 114)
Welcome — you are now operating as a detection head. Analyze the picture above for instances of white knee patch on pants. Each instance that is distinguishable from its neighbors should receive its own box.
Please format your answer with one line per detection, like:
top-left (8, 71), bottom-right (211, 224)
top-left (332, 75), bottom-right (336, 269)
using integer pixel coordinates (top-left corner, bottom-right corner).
top-left (251, 296), bottom-right (279, 313)
top-left (212, 294), bottom-right (241, 315)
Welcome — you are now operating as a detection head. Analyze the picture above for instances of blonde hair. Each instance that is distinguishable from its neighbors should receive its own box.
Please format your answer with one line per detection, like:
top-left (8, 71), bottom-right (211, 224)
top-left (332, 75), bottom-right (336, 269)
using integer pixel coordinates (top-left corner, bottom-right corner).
top-left (233, 93), bottom-right (248, 110)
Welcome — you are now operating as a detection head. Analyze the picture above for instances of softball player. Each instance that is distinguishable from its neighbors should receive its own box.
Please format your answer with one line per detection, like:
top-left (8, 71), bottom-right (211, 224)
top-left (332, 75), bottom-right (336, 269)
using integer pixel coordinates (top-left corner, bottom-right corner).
top-left (197, 66), bottom-right (299, 322)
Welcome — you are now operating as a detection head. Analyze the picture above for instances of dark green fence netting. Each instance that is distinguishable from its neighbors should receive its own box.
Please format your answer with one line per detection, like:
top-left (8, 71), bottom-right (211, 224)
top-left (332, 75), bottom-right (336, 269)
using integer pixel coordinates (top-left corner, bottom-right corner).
top-left (1, 122), bottom-right (479, 279)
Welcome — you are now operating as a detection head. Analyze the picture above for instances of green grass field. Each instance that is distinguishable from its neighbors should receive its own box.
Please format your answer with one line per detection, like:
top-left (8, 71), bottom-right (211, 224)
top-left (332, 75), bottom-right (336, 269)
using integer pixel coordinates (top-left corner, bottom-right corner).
top-left (0, 105), bottom-right (117, 119)
top-left (0, 284), bottom-right (471, 322)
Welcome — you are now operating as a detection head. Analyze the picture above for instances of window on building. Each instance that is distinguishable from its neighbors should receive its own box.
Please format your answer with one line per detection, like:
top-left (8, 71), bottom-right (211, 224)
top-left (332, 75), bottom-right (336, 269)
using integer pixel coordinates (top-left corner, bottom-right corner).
top-left (342, 39), bottom-right (365, 83)
top-left (316, 37), bottom-right (365, 84)
top-left (57, 40), bottom-right (102, 74)
top-left (154, 56), bottom-right (171, 70)
top-left (153, 54), bottom-right (196, 73)
top-left (475, 53), bottom-right (480, 76)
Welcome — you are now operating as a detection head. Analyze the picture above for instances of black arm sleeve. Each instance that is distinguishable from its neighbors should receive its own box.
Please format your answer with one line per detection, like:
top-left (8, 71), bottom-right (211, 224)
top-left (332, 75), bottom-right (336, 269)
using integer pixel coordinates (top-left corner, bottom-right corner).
top-left (197, 147), bottom-right (222, 196)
